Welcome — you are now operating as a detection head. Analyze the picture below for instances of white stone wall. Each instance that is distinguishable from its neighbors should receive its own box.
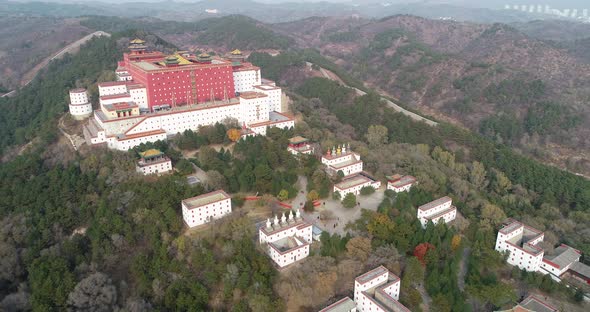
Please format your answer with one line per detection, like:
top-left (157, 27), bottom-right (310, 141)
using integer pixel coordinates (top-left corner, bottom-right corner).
top-left (136, 160), bottom-right (172, 175)
top-left (268, 241), bottom-right (310, 268)
top-left (240, 96), bottom-right (270, 123)
top-left (419, 208), bottom-right (456, 228)
top-left (70, 90), bottom-right (88, 105)
top-left (182, 198), bottom-right (232, 228)
top-left (540, 260), bottom-right (570, 277)
top-left (256, 86), bottom-right (282, 112)
top-left (129, 87), bottom-right (148, 110)
top-left (95, 114), bottom-right (144, 136)
top-left (100, 94), bottom-right (133, 106)
top-left (387, 182), bottom-right (413, 193)
top-left (380, 280), bottom-right (400, 300)
top-left (108, 131), bottom-right (168, 151)
top-left (99, 84), bottom-right (127, 96)
top-left (249, 119), bottom-right (294, 136)
top-left (335, 180), bottom-right (381, 197)
top-left (506, 245), bottom-right (543, 272)
top-left (69, 103), bottom-right (93, 119)
top-left (322, 154), bottom-right (353, 166)
top-left (259, 223), bottom-right (312, 245)
top-left (233, 69), bottom-right (260, 92)
top-left (331, 162), bottom-right (363, 176)
top-left (125, 103), bottom-right (242, 136)
top-left (354, 272), bottom-right (389, 303)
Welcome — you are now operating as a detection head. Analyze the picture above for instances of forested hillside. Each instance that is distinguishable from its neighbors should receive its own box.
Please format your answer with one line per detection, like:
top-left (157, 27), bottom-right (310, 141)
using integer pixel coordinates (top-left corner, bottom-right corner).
top-left (273, 15), bottom-right (590, 176)
top-left (0, 16), bottom-right (92, 89)
top-left (0, 14), bottom-right (589, 312)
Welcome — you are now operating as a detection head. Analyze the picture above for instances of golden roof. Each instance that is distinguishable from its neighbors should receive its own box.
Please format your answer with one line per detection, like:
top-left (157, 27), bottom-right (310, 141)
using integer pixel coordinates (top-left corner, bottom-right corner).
top-left (230, 49), bottom-right (242, 55)
top-left (173, 53), bottom-right (193, 65)
top-left (130, 38), bottom-right (146, 44)
top-left (139, 149), bottom-right (163, 158)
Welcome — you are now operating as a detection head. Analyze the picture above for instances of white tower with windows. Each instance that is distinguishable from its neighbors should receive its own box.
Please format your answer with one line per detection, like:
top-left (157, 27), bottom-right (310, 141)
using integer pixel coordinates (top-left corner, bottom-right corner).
top-left (69, 88), bottom-right (93, 120)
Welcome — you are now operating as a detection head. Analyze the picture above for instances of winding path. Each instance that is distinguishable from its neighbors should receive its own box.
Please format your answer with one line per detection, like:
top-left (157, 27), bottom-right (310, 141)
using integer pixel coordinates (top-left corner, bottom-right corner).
top-left (457, 246), bottom-right (471, 291)
top-left (306, 62), bottom-right (438, 126)
top-left (2, 31), bottom-right (111, 98)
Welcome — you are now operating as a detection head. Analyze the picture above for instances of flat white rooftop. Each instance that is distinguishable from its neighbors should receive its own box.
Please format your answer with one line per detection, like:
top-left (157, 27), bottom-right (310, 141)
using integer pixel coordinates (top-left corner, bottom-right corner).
top-left (319, 297), bottom-right (356, 312)
top-left (182, 190), bottom-right (230, 209)
top-left (418, 196), bottom-right (451, 212)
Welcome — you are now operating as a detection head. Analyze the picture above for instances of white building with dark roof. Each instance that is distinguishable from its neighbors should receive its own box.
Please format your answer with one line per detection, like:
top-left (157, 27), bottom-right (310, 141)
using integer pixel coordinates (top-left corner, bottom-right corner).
top-left (259, 210), bottom-right (312, 268)
top-left (321, 266), bottom-right (409, 312)
top-left (386, 175), bottom-right (416, 193)
top-left (181, 190), bottom-right (231, 227)
top-left (416, 196), bottom-right (456, 228)
top-left (334, 174), bottom-right (381, 197)
top-left (540, 244), bottom-right (582, 278)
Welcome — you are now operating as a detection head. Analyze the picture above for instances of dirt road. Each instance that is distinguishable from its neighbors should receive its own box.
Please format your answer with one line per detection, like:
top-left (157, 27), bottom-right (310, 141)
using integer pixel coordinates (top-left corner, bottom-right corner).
top-left (2, 31), bottom-right (110, 98)
top-left (306, 61), bottom-right (438, 126)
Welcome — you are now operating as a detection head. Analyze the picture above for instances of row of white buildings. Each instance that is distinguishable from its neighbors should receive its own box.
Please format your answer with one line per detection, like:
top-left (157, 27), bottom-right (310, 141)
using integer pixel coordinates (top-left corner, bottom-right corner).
top-left (180, 188), bottom-right (314, 268)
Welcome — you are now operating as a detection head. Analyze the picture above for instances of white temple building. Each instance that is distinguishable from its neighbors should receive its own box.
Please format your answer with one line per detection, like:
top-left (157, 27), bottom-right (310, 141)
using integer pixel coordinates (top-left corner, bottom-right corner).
top-left (259, 209), bottom-right (312, 268)
top-left (181, 190), bottom-right (232, 227)
top-left (386, 174), bottom-right (416, 193)
top-left (68, 88), bottom-right (93, 120)
top-left (416, 196), bottom-right (457, 228)
top-left (495, 219), bottom-right (588, 281)
top-left (334, 173), bottom-right (381, 197)
top-left (321, 144), bottom-right (363, 177)
top-left (135, 149), bottom-right (172, 175)
top-left (320, 266), bottom-right (409, 312)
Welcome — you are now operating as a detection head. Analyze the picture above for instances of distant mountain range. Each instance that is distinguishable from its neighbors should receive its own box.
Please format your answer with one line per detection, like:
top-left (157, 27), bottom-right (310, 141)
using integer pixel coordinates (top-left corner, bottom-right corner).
top-left (1, 0), bottom-right (585, 23)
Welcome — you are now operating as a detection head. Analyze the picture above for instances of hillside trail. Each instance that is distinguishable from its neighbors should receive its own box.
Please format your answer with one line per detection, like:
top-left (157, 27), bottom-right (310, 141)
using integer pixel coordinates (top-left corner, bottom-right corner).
top-left (457, 246), bottom-right (471, 291)
top-left (2, 31), bottom-right (110, 98)
top-left (306, 62), bottom-right (438, 126)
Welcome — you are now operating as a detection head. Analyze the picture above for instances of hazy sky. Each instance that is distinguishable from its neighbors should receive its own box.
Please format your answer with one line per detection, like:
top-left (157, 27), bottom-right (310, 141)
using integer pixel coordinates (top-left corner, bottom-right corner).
top-left (45, 0), bottom-right (590, 9)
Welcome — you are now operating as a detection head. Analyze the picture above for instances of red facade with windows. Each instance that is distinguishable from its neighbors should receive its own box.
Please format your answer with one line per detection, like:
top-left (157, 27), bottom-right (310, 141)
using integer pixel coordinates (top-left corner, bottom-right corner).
top-left (122, 53), bottom-right (236, 111)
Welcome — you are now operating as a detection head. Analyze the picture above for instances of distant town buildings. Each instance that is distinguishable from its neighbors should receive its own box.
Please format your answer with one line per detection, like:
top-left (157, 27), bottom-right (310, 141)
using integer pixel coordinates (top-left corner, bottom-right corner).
top-left (386, 174), bottom-right (416, 193)
top-left (259, 210), bottom-right (313, 268)
top-left (416, 196), bottom-right (456, 228)
top-left (320, 265), bottom-right (409, 312)
top-left (321, 144), bottom-right (363, 177)
top-left (334, 173), bottom-right (381, 197)
top-left (495, 219), bottom-right (590, 283)
top-left (181, 190), bottom-right (232, 227)
top-left (287, 136), bottom-right (313, 155)
top-left (68, 88), bottom-right (93, 120)
top-left (136, 149), bottom-right (172, 175)
top-left (82, 39), bottom-right (294, 151)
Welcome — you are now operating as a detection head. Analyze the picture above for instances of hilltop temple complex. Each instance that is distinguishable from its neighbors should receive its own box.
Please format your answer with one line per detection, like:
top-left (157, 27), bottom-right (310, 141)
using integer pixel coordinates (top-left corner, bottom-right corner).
top-left (77, 39), bottom-right (294, 150)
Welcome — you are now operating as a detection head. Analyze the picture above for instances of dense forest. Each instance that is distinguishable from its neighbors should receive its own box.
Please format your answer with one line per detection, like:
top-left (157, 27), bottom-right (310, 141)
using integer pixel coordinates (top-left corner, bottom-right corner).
top-left (0, 22), bottom-right (589, 312)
